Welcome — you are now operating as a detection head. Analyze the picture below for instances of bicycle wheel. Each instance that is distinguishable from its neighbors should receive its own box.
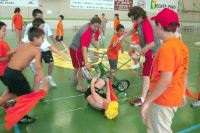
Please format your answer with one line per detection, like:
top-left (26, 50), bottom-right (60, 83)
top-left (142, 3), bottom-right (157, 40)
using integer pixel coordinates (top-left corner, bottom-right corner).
top-left (116, 80), bottom-right (130, 92)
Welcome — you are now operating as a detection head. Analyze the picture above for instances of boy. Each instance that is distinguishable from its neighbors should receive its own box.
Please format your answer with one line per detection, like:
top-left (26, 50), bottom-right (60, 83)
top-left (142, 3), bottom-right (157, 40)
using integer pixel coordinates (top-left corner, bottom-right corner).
top-left (23, 9), bottom-right (66, 87)
top-left (22, 18), bottom-right (67, 90)
top-left (107, 24), bottom-right (124, 74)
top-left (56, 15), bottom-right (68, 51)
top-left (0, 26), bottom-right (48, 123)
top-left (85, 77), bottom-right (118, 119)
top-left (141, 8), bottom-right (189, 132)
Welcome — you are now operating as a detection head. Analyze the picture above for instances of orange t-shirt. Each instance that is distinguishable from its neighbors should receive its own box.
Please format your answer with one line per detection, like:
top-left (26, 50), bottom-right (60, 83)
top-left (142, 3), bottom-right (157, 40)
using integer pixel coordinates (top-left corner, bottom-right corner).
top-left (114, 19), bottom-right (120, 31)
top-left (12, 13), bottom-right (23, 30)
top-left (0, 40), bottom-right (10, 76)
top-left (107, 35), bottom-right (122, 60)
top-left (150, 37), bottom-right (189, 107)
top-left (56, 21), bottom-right (64, 36)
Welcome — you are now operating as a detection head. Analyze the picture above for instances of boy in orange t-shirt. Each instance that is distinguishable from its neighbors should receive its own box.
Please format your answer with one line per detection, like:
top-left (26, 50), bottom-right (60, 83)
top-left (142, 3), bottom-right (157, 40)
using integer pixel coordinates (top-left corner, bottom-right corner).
top-left (12, 7), bottom-right (23, 45)
top-left (107, 24), bottom-right (124, 74)
top-left (114, 14), bottom-right (120, 32)
top-left (56, 15), bottom-right (68, 51)
top-left (141, 8), bottom-right (189, 133)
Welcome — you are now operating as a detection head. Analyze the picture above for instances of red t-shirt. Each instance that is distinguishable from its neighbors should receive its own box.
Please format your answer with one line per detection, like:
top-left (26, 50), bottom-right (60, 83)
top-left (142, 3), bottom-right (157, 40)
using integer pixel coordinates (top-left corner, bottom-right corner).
top-left (0, 40), bottom-right (10, 76)
top-left (12, 13), bottom-right (23, 30)
top-left (134, 18), bottom-right (154, 57)
top-left (107, 35), bottom-right (122, 60)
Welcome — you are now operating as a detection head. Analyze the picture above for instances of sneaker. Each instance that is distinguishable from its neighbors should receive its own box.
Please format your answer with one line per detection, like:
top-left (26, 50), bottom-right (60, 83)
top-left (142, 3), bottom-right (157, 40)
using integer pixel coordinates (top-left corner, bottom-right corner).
top-left (46, 76), bottom-right (57, 87)
top-left (0, 99), bottom-right (16, 109)
top-left (129, 97), bottom-right (144, 106)
top-left (191, 100), bottom-right (200, 108)
top-left (18, 115), bottom-right (36, 124)
top-left (130, 63), bottom-right (140, 70)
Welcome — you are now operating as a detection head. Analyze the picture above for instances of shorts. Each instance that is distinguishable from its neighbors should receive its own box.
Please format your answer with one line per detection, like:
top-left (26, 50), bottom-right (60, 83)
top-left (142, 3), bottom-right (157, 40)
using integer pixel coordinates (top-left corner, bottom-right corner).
top-left (70, 48), bottom-right (84, 68)
top-left (3, 67), bottom-right (32, 96)
top-left (144, 103), bottom-right (177, 133)
top-left (142, 56), bottom-right (153, 76)
top-left (41, 50), bottom-right (54, 63)
top-left (0, 76), bottom-right (6, 85)
top-left (56, 36), bottom-right (63, 42)
top-left (108, 59), bottom-right (118, 70)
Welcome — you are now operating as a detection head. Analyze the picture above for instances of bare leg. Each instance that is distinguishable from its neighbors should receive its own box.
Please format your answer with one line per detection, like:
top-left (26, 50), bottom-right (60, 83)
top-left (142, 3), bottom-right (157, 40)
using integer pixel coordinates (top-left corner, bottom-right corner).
top-left (48, 62), bottom-right (54, 76)
top-left (141, 76), bottom-right (150, 100)
top-left (77, 68), bottom-right (83, 90)
top-left (32, 74), bottom-right (40, 91)
top-left (0, 89), bottom-right (16, 106)
top-left (16, 30), bottom-right (22, 45)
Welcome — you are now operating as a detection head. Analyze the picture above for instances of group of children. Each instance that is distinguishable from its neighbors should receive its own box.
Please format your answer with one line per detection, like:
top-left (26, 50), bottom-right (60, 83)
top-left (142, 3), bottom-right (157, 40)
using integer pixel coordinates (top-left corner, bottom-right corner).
top-left (0, 6), bottom-right (195, 132)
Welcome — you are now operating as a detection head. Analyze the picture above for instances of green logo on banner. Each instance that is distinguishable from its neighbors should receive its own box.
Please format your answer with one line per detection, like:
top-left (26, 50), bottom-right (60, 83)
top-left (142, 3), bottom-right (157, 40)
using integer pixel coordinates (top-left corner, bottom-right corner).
top-left (150, 0), bottom-right (156, 9)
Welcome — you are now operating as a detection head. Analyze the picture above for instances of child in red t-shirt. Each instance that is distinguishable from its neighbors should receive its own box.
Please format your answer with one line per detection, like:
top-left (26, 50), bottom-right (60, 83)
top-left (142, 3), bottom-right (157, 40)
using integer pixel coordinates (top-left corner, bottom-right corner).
top-left (12, 7), bottom-right (23, 45)
top-left (107, 24), bottom-right (124, 74)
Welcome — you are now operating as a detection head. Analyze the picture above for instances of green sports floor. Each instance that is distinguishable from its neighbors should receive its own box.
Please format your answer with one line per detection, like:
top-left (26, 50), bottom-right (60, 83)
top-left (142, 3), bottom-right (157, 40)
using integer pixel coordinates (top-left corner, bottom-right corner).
top-left (0, 29), bottom-right (200, 133)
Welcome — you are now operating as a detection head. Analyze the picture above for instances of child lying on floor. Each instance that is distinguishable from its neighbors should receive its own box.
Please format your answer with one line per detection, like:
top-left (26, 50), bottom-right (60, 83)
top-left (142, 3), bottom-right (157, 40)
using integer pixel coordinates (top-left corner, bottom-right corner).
top-left (85, 77), bottom-right (119, 119)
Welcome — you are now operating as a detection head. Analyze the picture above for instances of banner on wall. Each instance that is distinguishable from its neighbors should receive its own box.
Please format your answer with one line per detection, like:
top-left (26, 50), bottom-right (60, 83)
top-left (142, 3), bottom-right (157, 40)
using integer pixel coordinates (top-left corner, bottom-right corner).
top-left (70, 0), bottom-right (114, 10)
top-left (0, 0), bottom-right (39, 7)
top-left (114, 0), bottom-right (133, 11)
top-left (133, 0), bottom-right (179, 12)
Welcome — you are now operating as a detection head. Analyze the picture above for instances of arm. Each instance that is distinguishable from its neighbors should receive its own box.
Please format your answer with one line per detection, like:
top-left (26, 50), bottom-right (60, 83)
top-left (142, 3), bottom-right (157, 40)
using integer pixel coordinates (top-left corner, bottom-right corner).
top-left (91, 37), bottom-right (99, 51)
top-left (90, 77), bottom-right (101, 101)
top-left (0, 49), bottom-right (16, 62)
top-left (49, 35), bottom-right (59, 49)
top-left (49, 46), bottom-right (68, 61)
top-left (141, 71), bottom-right (173, 118)
top-left (105, 78), bottom-right (111, 101)
top-left (34, 50), bottom-right (48, 93)
top-left (82, 47), bottom-right (90, 70)
top-left (138, 42), bottom-right (155, 55)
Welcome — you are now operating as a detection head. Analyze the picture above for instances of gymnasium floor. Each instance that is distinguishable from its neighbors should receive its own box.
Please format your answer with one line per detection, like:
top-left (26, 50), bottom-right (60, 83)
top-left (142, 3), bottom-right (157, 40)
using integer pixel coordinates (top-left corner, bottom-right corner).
top-left (0, 28), bottom-right (200, 133)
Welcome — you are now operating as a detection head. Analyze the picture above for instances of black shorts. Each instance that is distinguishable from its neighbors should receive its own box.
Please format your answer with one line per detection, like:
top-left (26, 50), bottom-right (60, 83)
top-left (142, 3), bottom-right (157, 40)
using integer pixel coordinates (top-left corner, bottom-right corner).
top-left (3, 67), bottom-right (32, 96)
top-left (41, 50), bottom-right (54, 63)
top-left (0, 76), bottom-right (6, 85)
top-left (108, 59), bottom-right (118, 70)
top-left (56, 36), bottom-right (63, 42)
top-left (84, 87), bottom-right (106, 99)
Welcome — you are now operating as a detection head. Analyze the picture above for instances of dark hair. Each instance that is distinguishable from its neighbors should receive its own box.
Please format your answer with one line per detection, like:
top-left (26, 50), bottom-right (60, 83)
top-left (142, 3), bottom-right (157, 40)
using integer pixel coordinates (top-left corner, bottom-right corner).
top-left (94, 15), bottom-right (98, 17)
top-left (32, 18), bottom-right (45, 28)
top-left (14, 7), bottom-right (20, 13)
top-left (155, 21), bottom-right (179, 33)
top-left (128, 6), bottom-right (146, 20)
top-left (102, 13), bottom-right (105, 16)
top-left (0, 21), bottom-right (6, 30)
top-left (90, 16), bottom-right (101, 24)
top-left (114, 14), bottom-right (119, 19)
top-left (59, 15), bottom-right (64, 20)
top-left (28, 27), bottom-right (44, 41)
top-left (116, 24), bottom-right (124, 32)
top-left (32, 9), bottom-right (43, 18)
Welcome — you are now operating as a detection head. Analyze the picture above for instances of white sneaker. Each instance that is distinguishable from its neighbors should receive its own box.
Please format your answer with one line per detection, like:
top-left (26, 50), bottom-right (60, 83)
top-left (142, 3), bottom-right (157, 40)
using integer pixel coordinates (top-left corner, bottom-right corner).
top-left (130, 63), bottom-right (140, 70)
top-left (191, 100), bottom-right (200, 108)
top-left (46, 76), bottom-right (57, 87)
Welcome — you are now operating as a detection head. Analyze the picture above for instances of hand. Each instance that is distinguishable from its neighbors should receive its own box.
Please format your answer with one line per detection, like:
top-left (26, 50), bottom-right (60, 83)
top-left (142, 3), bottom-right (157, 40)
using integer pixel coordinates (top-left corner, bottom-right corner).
top-left (96, 45), bottom-right (99, 51)
top-left (128, 47), bottom-right (135, 57)
top-left (141, 102), bottom-right (150, 120)
top-left (85, 62), bottom-right (91, 71)
top-left (91, 77), bottom-right (98, 83)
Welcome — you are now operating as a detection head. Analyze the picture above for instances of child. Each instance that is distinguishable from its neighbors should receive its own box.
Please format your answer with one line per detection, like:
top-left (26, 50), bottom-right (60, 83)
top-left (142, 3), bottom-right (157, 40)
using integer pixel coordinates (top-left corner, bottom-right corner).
top-left (100, 13), bottom-right (108, 39)
top-left (22, 18), bottom-right (67, 90)
top-left (0, 26), bottom-right (48, 123)
top-left (23, 9), bottom-right (65, 87)
top-left (56, 15), bottom-right (68, 51)
top-left (12, 7), bottom-right (23, 45)
top-left (85, 77), bottom-right (118, 119)
top-left (107, 24), bottom-right (124, 74)
top-left (114, 14), bottom-right (120, 32)
top-left (141, 8), bottom-right (189, 132)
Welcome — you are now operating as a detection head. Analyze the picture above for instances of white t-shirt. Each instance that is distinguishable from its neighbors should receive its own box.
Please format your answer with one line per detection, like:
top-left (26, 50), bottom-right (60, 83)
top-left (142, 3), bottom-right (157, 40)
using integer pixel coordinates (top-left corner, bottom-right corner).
top-left (22, 35), bottom-right (51, 52)
top-left (23, 23), bottom-right (53, 51)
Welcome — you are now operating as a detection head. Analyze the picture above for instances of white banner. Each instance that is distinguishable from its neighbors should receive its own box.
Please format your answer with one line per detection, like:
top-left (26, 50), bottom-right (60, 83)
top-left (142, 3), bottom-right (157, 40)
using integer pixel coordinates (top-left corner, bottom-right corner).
top-left (70, 0), bottom-right (114, 10)
top-left (0, 0), bottom-right (39, 7)
top-left (133, 0), bottom-right (179, 12)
